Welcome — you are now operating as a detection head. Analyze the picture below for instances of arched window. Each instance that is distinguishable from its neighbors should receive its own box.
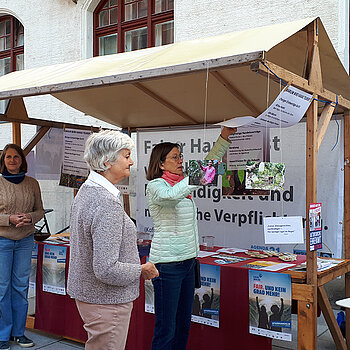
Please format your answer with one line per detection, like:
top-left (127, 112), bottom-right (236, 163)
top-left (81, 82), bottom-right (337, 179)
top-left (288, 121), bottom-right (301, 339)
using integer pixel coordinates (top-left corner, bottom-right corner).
top-left (94, 0), bottom-right (174, 56)
top-left (0, 15), bottom-right (24, 112)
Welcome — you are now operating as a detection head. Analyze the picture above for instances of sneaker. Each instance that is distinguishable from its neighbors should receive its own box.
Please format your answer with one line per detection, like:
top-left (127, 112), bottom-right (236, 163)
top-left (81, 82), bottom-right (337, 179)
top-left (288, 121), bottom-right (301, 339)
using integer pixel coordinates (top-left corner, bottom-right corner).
top-left (10, 335), bottom-right (34, 348)
top-left (0, 341), bottom-right (10, 350)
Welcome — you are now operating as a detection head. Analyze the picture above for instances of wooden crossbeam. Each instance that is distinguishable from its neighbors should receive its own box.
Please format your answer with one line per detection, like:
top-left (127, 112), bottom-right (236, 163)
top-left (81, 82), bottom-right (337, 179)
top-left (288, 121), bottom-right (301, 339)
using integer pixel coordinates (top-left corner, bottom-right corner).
top-left (250, 61), bottom-right (350, 110)
top-left (318, 286), bottom-right (347, 350)
top-left (210, 71), bottom-right (261, 116)
top-left (133, 82), bottom-right (198, 124)
top-left (316, 103), bottom-right (335, 152)
top-left (23, 126), bottom-right (50, 156)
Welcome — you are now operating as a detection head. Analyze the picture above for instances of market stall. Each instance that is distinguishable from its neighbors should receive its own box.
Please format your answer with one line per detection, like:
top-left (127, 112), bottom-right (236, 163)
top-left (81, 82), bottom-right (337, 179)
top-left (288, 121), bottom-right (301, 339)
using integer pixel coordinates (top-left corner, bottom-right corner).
top-left (0, 17), bottom-right (349, 350)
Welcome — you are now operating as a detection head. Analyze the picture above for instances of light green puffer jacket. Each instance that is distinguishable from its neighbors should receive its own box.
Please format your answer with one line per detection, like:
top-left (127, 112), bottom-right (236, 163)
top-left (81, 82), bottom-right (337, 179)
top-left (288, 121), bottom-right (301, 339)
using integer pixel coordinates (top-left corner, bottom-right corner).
top-left (146, 136), bottom-right (230, 264)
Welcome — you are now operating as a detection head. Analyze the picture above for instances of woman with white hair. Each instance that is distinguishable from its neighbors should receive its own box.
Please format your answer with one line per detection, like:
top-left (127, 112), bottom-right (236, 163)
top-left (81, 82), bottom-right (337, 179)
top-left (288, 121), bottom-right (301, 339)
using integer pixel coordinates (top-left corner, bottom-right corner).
top-left (67, 130), bottom-right (158, 350)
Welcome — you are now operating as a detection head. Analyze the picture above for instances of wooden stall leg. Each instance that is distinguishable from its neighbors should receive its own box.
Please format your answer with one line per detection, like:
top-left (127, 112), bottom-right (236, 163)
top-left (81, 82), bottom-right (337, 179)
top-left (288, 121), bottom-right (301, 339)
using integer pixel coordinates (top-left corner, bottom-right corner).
top-left (318, 286), bottom-right (347, 350)
top-left (298, 298), bottom-right (317, 350)
top-left (293, 283), bottom-right (317, 350)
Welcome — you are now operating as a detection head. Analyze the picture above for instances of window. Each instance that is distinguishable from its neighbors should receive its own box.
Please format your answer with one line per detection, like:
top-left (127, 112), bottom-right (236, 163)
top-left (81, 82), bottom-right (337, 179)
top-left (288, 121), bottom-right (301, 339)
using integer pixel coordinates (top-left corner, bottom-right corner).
top-left (94, 0), bottom-right (174, 56)
top-left (0, 16), bottom-right (24, 112)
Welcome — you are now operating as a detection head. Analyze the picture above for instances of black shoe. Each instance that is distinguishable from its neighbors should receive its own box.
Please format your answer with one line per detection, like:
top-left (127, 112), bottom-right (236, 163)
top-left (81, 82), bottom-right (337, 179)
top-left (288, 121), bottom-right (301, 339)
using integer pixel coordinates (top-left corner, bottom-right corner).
top-left (10, 335), bottom-right (35, 348)
top-left (0, 341), bottom-right (10, 350)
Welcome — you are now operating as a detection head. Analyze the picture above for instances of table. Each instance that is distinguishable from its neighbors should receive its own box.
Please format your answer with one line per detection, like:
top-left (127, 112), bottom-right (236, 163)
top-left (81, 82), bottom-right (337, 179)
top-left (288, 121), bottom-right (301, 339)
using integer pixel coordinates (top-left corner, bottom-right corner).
top-left (33, 242), bottom-right (310, 349)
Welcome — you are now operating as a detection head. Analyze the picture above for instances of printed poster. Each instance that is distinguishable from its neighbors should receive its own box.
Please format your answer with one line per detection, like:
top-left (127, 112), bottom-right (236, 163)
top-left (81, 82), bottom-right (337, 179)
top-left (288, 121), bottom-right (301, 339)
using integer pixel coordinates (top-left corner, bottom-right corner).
top-left (59, 128), bottom-right (90, 188)
top-left (145, 263), bottom-right (221, 328)
top-left (309, 203), bottom-right (322, 251)
top-left (249, 270), bottom-right (292, 341)
top-left (191, 264), bottom-right (220, 328)
top-left (42, 244), bottom-right (67, 295)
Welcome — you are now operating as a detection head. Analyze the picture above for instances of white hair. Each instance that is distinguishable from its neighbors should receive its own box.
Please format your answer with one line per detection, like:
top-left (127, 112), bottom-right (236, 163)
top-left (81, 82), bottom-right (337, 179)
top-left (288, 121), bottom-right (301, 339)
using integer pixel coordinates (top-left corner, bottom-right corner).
top-left (84, 130), bottom-right (134, 172)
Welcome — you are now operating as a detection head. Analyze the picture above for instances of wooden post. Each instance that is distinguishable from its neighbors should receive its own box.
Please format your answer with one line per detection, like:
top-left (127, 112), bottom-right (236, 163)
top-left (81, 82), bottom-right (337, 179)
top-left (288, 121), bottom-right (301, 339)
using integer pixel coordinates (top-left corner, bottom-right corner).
top-left (344, 111), bottom-right (350, 348)
top-left (12, 122), bottom-right (21, 146)
top-left (300, 19), bottom-right (320, 350)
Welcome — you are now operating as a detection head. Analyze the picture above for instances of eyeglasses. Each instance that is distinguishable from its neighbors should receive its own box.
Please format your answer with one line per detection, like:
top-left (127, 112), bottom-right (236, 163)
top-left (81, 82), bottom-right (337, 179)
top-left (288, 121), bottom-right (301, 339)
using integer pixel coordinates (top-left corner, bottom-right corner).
top-left (167, 154), bottom-right (183, 161)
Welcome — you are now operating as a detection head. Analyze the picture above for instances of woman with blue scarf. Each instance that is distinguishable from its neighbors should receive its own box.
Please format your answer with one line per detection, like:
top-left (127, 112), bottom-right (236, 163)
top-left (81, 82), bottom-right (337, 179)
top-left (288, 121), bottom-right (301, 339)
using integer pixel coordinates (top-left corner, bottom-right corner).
top-left (0, 144), bottom-right (44, 350)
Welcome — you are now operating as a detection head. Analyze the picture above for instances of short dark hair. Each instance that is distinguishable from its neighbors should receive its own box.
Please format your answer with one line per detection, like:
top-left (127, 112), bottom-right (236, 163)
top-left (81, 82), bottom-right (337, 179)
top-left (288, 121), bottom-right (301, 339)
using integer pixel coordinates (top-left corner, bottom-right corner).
top-left (146, 142), bottom-right (180, 181)
top-left (0, 144), bottom-right (27, 173)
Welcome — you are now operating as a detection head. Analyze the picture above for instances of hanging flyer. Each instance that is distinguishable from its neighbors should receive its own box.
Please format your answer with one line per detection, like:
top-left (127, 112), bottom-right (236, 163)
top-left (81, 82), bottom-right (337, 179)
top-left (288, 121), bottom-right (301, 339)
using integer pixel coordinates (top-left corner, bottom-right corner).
top-left (42, 244), bottom-right (67, 295)
top-left (309, 203), bottom-right (322, 251)
top-left (59, 128), bottom-right (90, 188)
top-left (216, 85), bottom-right (313, 129)
top-left (225, 127), bottom-right (266, 170)
top-left (249, 270), bottom-right (292, 341)
top-left (245, 161), bottom-right (285, 191)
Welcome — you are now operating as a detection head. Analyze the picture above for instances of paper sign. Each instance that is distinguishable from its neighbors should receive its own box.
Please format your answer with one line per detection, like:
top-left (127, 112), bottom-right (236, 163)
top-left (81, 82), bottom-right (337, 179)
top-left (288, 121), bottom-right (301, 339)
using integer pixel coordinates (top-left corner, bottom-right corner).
top-left (263, 216), bottom-right (303, 244)
top-left (216, 85), bottom-right (313, 129)
top-left (226, 128), bottom-right (265, 170)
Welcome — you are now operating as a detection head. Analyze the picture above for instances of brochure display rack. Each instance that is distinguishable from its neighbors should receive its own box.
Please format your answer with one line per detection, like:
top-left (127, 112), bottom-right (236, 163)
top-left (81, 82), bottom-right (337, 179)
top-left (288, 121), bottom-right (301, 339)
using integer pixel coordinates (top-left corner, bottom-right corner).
top-left (1, 18), bottom-right (349, 350)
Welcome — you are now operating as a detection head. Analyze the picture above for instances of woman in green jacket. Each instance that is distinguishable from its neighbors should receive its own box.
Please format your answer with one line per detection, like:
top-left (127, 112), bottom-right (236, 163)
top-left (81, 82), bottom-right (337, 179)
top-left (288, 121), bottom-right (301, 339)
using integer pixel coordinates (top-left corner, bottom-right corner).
top-left (146, 127), bottom-right (236, 350)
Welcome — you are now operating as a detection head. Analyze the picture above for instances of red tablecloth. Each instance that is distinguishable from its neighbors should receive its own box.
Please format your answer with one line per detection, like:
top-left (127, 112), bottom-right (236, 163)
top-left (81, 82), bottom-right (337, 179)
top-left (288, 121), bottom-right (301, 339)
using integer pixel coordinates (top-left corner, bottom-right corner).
top-left (34, 243), bottom-right (305, 348)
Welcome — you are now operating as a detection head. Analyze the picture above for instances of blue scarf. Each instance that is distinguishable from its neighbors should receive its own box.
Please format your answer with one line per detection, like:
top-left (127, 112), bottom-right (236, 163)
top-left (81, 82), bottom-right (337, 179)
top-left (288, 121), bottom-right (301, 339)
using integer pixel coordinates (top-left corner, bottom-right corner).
top-left (1, 169), bottom-right (26, 184)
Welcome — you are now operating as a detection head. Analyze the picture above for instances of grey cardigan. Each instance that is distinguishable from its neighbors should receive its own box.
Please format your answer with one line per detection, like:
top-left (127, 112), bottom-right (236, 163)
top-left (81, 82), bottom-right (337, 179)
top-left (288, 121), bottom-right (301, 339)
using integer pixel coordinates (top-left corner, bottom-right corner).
top-left (67, 183), bottom-right (141, 304)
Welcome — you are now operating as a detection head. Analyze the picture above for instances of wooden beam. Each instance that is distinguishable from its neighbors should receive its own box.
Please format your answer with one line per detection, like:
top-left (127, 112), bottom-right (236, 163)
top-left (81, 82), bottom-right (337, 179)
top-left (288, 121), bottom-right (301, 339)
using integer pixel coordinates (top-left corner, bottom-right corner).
top-left (316, 103), bottom-right (335, 152)
top-left (250, 61), bottom-right (350, 110)
top-left (318, 286), bottom-right (347, 350)
top-left (12, 122), bottom-right (21, 145)
top-left (133, 82), bottom-right (198, 124)
top-left (292, 283), bottom-right (314, 302)
top-left (210, 71), bottom-right (261, 116)
top-left (306, 98), bottom-right (318, 286)
top-left (23, 126), bottom-right (50, 156)
top-left (0, 113), bottom-right (101, 132)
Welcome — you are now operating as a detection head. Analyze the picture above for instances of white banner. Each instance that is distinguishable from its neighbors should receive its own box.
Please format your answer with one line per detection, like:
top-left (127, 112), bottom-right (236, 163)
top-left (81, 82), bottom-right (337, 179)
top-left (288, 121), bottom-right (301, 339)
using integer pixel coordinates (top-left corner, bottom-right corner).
top-left (136, 121), bottom-right (343, 257)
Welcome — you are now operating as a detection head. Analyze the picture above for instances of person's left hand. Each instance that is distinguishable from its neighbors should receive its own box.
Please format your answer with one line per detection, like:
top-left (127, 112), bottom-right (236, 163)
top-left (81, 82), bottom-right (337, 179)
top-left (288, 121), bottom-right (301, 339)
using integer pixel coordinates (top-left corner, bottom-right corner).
top-left (220, 127), bottom-right (237, 141)
top-left (14, 213), bottom-right (32, 227)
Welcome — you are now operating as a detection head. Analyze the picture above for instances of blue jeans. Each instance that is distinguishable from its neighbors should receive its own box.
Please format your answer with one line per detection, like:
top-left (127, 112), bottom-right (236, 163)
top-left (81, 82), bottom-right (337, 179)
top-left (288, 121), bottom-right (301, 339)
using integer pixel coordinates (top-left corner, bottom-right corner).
top-left (151, 258), bottom-right (195, 350)
top-left (0, 235), bottom-right (34, 341)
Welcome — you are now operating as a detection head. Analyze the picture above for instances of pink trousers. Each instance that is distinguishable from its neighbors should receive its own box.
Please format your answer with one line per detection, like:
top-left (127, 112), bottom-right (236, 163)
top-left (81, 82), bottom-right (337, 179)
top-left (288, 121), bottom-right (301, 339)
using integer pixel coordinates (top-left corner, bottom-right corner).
top-left (76, 299), bottom-right (133, 350)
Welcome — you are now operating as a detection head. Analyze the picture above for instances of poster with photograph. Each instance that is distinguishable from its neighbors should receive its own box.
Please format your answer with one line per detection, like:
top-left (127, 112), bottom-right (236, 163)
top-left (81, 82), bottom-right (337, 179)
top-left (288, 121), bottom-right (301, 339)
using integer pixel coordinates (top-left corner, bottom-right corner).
top-left (309, 203), bottom-right (322, 251)
top-left (188, 160), bottom-right (220, 186)
top-left (191, 264), bottom-right (220, 328)
top-left (249, 270), bottom-right (292, 341)
top-left (222, 169), bottom-right (270, 196)
top-left (42, 244), bottom-right (67, 295)
top-left (245, 161), bottom-right (285, 191)
top-left (29, 243), bottom-right (38, 296)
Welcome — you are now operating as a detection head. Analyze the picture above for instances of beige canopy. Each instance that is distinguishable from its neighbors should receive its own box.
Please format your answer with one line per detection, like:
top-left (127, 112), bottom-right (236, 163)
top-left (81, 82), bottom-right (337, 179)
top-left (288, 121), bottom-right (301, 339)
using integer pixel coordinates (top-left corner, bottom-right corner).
top-left (0, 17), bottom-right (349, 128)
